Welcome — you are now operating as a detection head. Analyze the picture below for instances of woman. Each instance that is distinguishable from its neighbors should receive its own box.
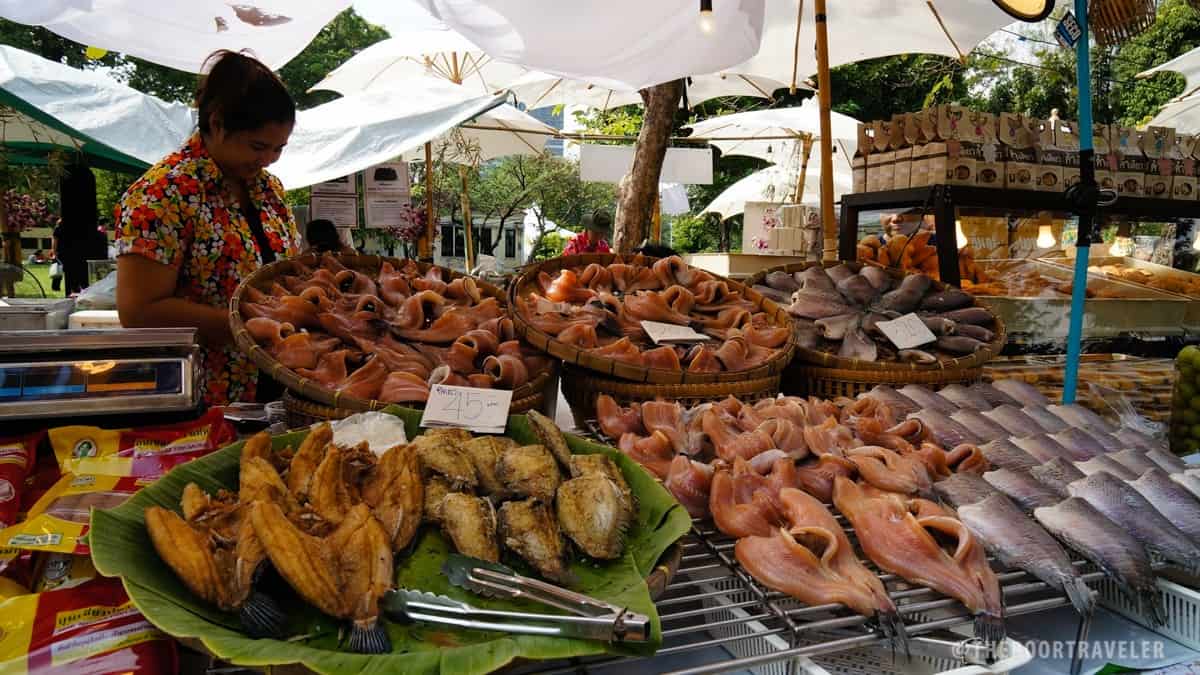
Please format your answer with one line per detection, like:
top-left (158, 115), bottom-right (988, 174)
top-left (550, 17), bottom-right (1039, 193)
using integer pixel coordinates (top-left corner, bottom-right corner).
top-left (55, 165), bottom-right (103, 295)
top-left (562, 209), bottom-right (612, 255)
top-left (115, 50), bottom-right (299, 407)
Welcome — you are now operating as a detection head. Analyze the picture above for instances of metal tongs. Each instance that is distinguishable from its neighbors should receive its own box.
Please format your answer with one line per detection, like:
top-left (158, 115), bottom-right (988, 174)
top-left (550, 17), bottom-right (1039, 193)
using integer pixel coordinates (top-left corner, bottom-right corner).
top-left (382, 555), bottom-right (649, 643)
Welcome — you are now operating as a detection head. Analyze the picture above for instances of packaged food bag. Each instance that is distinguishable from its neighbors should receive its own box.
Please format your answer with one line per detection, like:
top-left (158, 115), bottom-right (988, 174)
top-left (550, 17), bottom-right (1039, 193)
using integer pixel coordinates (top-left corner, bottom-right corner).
top-left (49, 408), bottom-right (235, 478)
top-left (0, 576), bottom-right (177, 674)
top-left (0, 432), bottom-right (43, 530)
top-left (0, 474), bottom-right (147, 555)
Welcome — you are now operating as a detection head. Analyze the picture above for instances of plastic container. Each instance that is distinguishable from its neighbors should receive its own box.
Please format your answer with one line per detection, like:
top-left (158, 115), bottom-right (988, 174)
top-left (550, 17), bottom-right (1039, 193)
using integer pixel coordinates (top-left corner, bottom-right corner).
top-left (67, 310), bottom-right (122, 330)
top-left (0, 298), bottom-right (74, 330)
top-left (1097, 575), bottom-right (1200, 651)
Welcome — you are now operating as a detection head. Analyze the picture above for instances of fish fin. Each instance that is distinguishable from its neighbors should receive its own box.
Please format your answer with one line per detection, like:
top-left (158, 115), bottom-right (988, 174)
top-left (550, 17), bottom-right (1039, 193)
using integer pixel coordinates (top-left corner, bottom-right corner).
top-left (1064, 576), bottom-right (1095, 616)
top-left (1141, 585), bottom-right (1167, 627)
top-left (876, 609), bottom-right (909, 658)
top-left (974, 611), bottom-right (1005, 644)
top-left (239, 590), bottom-right (287, 639)
top-left (347, 619), bottom-right (391, 654)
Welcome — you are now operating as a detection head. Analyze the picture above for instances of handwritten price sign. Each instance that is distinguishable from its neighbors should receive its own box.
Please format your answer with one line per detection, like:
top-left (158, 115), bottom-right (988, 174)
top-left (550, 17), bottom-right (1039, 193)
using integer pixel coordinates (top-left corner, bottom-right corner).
top-left (641, 320), bottom-right (712, 344)
top-left (421, 384), bottom-right (512, 434)
top-left (876, 313), bottom-right (937, 350)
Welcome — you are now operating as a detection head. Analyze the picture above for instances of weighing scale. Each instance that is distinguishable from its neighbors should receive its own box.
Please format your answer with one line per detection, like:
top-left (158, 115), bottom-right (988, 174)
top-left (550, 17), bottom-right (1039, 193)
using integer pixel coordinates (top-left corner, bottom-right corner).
top-left (0, 328), bottom-right (201, 429)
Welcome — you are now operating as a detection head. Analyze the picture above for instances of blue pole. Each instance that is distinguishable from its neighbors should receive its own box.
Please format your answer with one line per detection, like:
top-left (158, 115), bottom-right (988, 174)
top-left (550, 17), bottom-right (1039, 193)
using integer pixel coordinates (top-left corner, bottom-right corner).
top-left (1063, 0), bottom-right (1094, 404)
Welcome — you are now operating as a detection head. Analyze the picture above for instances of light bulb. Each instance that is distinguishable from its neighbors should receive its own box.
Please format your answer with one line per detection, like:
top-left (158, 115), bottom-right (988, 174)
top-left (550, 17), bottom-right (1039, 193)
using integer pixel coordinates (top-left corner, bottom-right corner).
top-left (1036, 224), bottom-right (1056, 248)
top-left (699, 0), bottom-right (715, 34)
top-left (1193, 230), bottom-right (1200, 251)
top-left (1110, 236), bottom-right (1133, 257)
top-left (955, 220), bottom-right (968, 249)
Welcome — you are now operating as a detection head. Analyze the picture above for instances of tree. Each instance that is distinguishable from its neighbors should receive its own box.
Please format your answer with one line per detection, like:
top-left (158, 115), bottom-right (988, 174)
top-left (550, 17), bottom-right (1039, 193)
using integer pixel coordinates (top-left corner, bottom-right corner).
top-left (613, 80), bottom-right (684, 252)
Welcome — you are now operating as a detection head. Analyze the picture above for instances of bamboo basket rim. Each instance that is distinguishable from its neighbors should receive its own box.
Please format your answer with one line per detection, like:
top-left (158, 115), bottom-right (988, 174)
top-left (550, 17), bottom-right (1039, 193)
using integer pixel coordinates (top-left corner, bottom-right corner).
top-left (230, 252), bottom-right (550, 413)
top-left (281, 388), bottom-right (545, 423)
top-left (744, 260), bottom-right (1005, 373)
top-left (508, 253), bottom-right (796, 385)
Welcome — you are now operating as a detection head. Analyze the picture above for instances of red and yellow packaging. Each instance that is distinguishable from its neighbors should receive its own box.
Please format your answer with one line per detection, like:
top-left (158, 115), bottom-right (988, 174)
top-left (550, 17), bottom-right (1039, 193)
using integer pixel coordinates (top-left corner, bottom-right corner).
top-left (31, 553), bottom-right (97, 593)
top-left (0, 432), bottom-right (44, 530)
top-left (0, 474), bottom-right (149, 555)
top-left (0, 576), bottom-right (176, 674)
top-left (49, 408), bottom-right (235, 478)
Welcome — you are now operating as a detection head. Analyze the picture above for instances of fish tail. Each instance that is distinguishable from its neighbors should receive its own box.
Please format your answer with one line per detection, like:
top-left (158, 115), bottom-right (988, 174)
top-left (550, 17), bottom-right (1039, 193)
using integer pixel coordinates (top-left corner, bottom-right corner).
top-left (347, 619), bottom-right (391, 654)
top-left (974, 611), bottom-right (1006, 644)
top-left (1063, 576), bottom-right (1096, 616)
top-left (239, 590), bottom-right (287, 639)
top-left (876, 608), bottom-right (910, 658)
top-left (1138, 584), bottom-right (1167, 627)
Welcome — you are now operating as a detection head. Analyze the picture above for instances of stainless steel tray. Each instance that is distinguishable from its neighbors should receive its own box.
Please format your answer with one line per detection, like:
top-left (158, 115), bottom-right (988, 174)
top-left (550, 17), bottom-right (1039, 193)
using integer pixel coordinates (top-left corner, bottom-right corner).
top-left (1046, 256), bottom-right (1200, 332)
top-left (973, 259), bottom-right (1189, 341)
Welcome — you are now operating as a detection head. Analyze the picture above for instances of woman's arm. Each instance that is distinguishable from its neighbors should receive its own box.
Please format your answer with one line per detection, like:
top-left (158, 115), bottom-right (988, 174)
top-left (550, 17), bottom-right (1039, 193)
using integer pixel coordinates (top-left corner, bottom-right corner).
top-left (116, 255), bottom-right (232, 345)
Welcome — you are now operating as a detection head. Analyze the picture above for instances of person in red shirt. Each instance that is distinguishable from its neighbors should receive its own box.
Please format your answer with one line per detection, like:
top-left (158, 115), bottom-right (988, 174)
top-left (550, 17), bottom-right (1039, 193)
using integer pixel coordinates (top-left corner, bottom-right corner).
top-left (562, 209), bottom-right (612, 255)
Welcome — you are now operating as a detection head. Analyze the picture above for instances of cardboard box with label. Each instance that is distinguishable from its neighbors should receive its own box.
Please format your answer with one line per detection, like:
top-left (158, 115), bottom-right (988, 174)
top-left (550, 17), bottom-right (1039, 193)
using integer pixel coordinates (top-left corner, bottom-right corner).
top-left (890, 114), bottom-right (913, 189)
top-left (937, 106), bottom-right (993, 186)
top-left (999, 113), bottom-right (1038, 191)
top-left (959, 215), bottom-right (1009, 259)
top-left (1142, 126), bottom-right (1175, 199)
top-left (1175, 134), bottom-right (1197, 200)
top-left (920, 109), bottom-right (946, 187)
top-left (871, 119), bottom-right (895, 191)
top-left (1034, 117), bottom-right (1064, 192)
top-left (853, 123), bottom-right (872, 193)
top-left (1093, 123), bottom-right (1116, 193)
top-left (904, 113), bottom-right (928, 187)
top-left (1114, 127), bottom-right (1149, 197)
top-left (975, 114), bottom-right (1003, 188)
top-left (1057, 119), bottom-right (1081, 189)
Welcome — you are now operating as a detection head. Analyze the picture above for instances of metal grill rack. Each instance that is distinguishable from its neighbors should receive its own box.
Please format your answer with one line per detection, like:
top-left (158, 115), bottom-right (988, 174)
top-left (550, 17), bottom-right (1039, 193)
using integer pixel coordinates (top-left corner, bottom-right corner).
top-left (558, 420), bottom-right (1125, 675)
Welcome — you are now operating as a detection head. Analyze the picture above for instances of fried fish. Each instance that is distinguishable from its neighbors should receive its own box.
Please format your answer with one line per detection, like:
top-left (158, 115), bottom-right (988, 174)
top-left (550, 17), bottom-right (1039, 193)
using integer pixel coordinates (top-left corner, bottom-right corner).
top-left (556, 474), bottom-right (632, 560)
top-left (498, 498), bottom-right (569, 582)
top-left (440, 493), bottom-right (500, 562)
top-left (498, 444), bottom-right (562, 503)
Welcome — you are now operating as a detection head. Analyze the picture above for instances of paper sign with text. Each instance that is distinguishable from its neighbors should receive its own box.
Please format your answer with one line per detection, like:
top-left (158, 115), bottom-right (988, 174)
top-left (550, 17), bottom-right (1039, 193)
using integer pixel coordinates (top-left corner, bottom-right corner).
top-left (876, 313), bottom-right (937, 350)
top-left (420, 384), bottom-right (512, 434)
top-left (641, 320), bottom-right (712, 344)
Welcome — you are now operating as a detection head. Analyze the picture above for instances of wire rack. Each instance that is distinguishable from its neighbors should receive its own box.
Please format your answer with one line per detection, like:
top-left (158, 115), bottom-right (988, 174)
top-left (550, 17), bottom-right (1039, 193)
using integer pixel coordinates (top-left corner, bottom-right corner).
top-left (542, 420), bottom-right (1118, 675)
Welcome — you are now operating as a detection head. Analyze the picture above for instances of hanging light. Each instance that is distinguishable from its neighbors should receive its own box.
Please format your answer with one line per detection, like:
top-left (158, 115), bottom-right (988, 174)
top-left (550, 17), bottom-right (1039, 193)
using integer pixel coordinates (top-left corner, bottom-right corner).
top-left (990, 0), bottom-right (1055, 22)
top-left (1036, 224), bottom-right (1057, 248)
top-left (1109, 236), bottom-right (1133, 256)
top-left (698, 0), bottom-right (715, 34)
top-left (955, 220), bottom-right (968, 249)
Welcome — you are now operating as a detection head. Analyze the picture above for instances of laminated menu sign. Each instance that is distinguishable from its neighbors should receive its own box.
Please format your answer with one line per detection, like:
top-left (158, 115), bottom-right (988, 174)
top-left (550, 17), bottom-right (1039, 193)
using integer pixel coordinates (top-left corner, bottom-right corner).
top-left (421, 384), bottom-right (511, 434)
top-left (877, 313), bottom-right (936, 350)
top-left (642, 320), bottom-right (712, 344)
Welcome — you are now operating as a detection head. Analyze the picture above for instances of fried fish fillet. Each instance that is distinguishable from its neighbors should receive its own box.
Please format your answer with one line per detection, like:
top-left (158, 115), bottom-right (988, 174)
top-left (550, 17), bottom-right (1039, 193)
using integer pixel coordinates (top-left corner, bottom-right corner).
top-left (556, 474), bottom-right (632, 560)
top-left (287, 423), bottom-right (333, 500)
top-left (361, 443), bottom-right (424, 551)
top-left (440, 493), bottom-right (499, 562)
top-left (527, 410), bottom-right (574, 470)
top-left (423, 475), bottom-right (454, 524)
top-left (461, 436), bottom-right (514, 496)
top-left (250, 501), bottom-right (393, 654)
top-left (307, 443), bottom-right (376, 525)
top-left (499, 498), bottom-right (568, 582)
top-left (498, 444), bottom-right (561, 502)
top-left (415, 438), bottom-right (478, 491)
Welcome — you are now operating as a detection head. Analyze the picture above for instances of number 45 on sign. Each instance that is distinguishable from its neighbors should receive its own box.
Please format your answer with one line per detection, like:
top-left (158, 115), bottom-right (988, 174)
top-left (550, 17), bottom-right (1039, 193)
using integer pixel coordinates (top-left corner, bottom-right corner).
top-left (421, 384), bottom-right (512, 434)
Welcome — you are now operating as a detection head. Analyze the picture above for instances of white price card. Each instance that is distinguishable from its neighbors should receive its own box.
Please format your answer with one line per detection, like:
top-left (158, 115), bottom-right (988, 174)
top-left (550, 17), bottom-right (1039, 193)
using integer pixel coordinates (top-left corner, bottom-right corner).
top-left (876, 313), bottom-right (937, 350)
top-left (641, 320), bottom-right (712, 344)
top-left (421, 384), bottom-right (512, 434)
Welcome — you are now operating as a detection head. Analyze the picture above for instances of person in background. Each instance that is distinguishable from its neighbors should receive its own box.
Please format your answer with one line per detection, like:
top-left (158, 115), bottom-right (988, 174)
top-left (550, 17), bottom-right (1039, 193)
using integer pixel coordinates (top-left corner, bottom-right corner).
top-left (562, 209), bottom-right (612, 255)
top-left (55, 165), bottom-right (101, 295)
top-left (633, 242), bottom-right (678, 258)
top-left (114, 50), bottom-right (299, 407)
top-left (305, 218), bottom-right (354, 254)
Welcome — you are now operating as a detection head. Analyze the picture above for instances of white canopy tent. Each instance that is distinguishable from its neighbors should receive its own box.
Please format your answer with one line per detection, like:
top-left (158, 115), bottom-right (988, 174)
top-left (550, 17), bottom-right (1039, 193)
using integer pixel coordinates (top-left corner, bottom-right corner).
top-left (1139, 44), bottom-right (1200, 101)
top-left (702, 163), bottom-right (851, 221)
top-left (397, 98), bottom-right (555, 163)
top-left (0, 0), bottom-right (349, 73)
top-left (506, 70), bottom-right (793, 110)
top-left (686, 99), bottom-right (860, 161)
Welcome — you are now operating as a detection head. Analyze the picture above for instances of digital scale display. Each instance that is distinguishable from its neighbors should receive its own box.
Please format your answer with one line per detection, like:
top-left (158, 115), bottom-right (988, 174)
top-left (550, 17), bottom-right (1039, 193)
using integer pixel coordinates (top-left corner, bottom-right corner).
top-left (0, 360), bottom-right (183, 402)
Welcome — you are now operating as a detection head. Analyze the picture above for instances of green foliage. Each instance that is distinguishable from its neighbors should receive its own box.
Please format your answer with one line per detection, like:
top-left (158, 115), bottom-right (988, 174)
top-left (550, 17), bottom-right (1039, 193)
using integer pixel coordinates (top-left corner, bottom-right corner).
top-left (829, 54), bottom-right (965, 122)
top-left (668, 213), bottom-right (721, 253)
top-left (1109, 0), bottom-right (1200, 125)
top-left (95, 169), bottom-right (136, 222)
top-left (533, 231), bottom-right (567, 260)
top-left (278, 10), bottom-right (389, 109)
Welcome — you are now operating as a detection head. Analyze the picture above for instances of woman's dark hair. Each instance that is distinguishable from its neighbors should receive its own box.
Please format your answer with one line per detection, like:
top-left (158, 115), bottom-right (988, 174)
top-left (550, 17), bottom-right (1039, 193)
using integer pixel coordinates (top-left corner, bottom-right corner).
top-left (197, 50), bottom-right (295, 135)
top-left (306, 219), bottom-right (342, 253)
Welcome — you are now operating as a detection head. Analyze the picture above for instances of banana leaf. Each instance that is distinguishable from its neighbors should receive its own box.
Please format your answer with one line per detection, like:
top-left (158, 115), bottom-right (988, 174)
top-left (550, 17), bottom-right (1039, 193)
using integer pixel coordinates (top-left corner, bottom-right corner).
top-left (90, 407), bottom-right (691, 675)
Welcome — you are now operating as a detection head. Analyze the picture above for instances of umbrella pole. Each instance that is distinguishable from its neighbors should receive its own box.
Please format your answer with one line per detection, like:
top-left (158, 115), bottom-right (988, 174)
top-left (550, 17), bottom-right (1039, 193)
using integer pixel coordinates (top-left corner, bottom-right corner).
top-left (459, 164), bottom-right (476, 273)
top-left (793, 134), bottom-right (815, 203)
top-left (422, 141), bottom-right (434, 261)
top-left (813, 0), bottom-right (837, 259)
top-left (1064, 0), bottom-right (1094, 404)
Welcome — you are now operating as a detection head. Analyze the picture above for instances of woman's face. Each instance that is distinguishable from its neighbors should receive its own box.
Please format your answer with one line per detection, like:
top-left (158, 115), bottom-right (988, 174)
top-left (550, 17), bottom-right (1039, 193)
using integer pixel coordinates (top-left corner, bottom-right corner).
top-left (207, 117), bottom-right (293, 181)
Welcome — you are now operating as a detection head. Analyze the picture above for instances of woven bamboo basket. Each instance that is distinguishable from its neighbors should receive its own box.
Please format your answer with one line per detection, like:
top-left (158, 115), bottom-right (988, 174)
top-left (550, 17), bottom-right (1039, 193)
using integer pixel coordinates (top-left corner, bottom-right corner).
top-left (231, 252), bottom-right (550, 415)
top-left (745, 261), bottom-right (1005, 397)
top-left (1090, 0), bottom-right (1155, 46)
top-left (509, 253), bottom-right (795, 385)
top-left (281, 389), bottom-right (546, 428)
top-left (560, 363), bottom-right (781, 430)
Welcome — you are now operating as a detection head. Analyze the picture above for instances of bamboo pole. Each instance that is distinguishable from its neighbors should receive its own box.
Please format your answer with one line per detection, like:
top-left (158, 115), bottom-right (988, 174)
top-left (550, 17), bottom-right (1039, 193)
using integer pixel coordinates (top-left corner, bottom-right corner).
top-left (793, 134), bottom-right (815, 204)
top-left (650, 192), bottom-right (662, 243)
top-left (813, 0), bottom-right (837, 257)
top-left (458, 164), bottom-right (475, 273)
top-left (421, 141), bottom-right (434, 261)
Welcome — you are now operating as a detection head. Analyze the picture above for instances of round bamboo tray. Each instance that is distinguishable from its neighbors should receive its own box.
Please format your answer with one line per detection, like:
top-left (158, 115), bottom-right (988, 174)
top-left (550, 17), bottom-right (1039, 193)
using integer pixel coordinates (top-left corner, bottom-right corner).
top-left (282, 388), bottom-right (546, 428)
top-left (230, 252), bottom-right (549, 415)
top-left (561, 362), bottom-right (781, 430)
top-left (509, 253), bottom-right (795, 385)
top-left (745, 260), bottom-right (1006, 378)
top-left (789, 363), bottom-right (984, 400)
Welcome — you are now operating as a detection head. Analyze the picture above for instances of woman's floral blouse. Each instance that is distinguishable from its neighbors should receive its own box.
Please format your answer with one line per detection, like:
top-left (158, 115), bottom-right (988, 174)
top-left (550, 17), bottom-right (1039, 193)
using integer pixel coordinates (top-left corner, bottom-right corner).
top-left (114, 132), bottom-right (299, 406)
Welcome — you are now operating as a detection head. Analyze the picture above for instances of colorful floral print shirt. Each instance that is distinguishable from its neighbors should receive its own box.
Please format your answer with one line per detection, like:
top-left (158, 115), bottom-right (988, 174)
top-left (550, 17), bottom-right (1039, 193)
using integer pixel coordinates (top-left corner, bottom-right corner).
top-left (115, 132), bottom-right (299, 406)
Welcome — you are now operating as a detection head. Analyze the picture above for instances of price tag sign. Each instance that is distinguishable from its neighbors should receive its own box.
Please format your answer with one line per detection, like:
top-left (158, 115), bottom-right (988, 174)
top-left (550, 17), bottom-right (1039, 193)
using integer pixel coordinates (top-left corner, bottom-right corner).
top-left (641, 320), bottom-right (712, 344)
top-left (1055, 11), bottom-right (1082, 48)
top-left (876, 313), bottom-right (937, 350)
top-left (421, 384), bottom-right (512, 434)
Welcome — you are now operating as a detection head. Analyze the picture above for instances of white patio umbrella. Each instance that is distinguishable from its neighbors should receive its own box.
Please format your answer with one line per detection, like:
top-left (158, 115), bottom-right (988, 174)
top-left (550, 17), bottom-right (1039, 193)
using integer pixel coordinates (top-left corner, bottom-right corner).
top-left (311, 34), bottom-right (525, 98)
top-left (1145, 93), bottom-right (1200, 133)
top-left (0, 0), bottom-right (349, 72)
top-left (702, 162), bottom-right (851, 220)
top-left (398, 100), bottom-right (555, 163)
top-left (507, 70), bottom-right (794, 110)
top-left (1139, 44), bottom-right (1200, 101)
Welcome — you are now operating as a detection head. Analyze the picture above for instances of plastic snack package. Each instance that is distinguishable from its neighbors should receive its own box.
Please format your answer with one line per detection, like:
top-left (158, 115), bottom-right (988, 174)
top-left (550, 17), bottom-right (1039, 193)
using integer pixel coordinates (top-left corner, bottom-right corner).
top-left (0, 576), bottom-right (177, 674)
top-left (0, 432), bottom-right (44, 530)
top-left (0, 474), bottom-right (148, 555)
top-left (49, 408), bottom-right (235, 477)
top-left (31, 552), bottom-right (97, 592)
